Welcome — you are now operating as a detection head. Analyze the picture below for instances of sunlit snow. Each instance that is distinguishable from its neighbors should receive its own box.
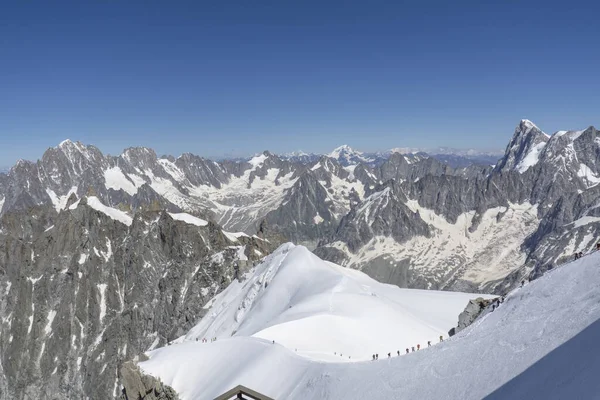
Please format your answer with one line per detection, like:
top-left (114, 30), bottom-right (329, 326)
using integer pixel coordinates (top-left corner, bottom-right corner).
top-left (103, 167), bottom-right (141, 195)
top-left (155, 244), bottom-right (492, 365)
top-left (168, 212), bottom-right (208, 227)
top-left (86, 196), bottom-right (133, 226)
top-left (139, 248), bottom-right (600, 400)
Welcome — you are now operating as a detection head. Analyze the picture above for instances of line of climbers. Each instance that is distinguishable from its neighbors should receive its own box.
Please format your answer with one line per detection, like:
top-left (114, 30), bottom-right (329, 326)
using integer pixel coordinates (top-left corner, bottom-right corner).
top-left (574, 242), bottom-right (600, 261)
top-left (370, 336), bottom-right (445, 361)
top-left (367, 247), bottom-right (597, 361)
top-left (191, 258), bottom-right (554, 360)
top-left (195, 337), bottom-right (217, 343)
top-left (370, 294), bottom-right (514, 361)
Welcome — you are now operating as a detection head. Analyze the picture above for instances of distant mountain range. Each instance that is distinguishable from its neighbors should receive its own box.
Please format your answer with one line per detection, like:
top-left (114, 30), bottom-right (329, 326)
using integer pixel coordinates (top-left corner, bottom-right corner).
top-left (1, 119), bottom-right (600, 399)
top-left (282, 145), bottom-right (502, 169)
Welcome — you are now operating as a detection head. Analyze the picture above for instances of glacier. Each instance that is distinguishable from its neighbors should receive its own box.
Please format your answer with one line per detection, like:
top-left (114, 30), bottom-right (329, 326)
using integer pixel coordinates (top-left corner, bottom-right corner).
top-left (139, 245), bottom-right (600, 400)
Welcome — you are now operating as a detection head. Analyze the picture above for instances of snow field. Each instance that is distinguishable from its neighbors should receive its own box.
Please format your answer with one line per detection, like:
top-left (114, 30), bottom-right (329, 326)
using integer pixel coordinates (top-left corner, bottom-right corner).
top-left (86, 196), bottom-right (133, 226)
top-left (177, 244), bottom-right (486, 362)
top-left (140, 249), bottom-right (600, 400)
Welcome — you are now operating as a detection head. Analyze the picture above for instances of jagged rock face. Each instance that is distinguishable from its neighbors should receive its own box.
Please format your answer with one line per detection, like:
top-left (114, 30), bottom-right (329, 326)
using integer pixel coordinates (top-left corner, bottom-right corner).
top-left (2, 120), bottom-right (600, 399)
top-left (0, 201), bottom-right (276, 400)
top-left (453, 297), bottom-right (497, 335)
top-left (119, 359), bottom-right (179, 400)
top-left (316, 122), bottom-right (600, 294)
top-left (1, 121), bottom-right (599, 297)
top-left (495, 119), bottom-right (550, 173)
top-left (0, 144), bottom-right (363, 243)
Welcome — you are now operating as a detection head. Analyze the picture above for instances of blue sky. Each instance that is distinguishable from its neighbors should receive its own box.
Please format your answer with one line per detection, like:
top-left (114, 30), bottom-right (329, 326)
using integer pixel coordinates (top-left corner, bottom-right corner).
top-left (1, 0), bottom-right (598, 166)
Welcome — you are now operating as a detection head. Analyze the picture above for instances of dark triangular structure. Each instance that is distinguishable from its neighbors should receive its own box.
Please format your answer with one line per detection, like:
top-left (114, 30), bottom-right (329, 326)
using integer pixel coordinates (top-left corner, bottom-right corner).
top-left (213, 385), bottom-right (275, 400)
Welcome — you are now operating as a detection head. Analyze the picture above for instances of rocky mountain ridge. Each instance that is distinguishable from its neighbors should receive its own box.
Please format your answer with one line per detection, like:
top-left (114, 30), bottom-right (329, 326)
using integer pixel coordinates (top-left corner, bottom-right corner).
top-left (316, 120), bottom-right (600, 293)
top-left (1, 120), bottom-right (599, 294)
top-left (0, 197), bottom-right (276, 399)
top-left (1, 119), bottom-right (599, 399)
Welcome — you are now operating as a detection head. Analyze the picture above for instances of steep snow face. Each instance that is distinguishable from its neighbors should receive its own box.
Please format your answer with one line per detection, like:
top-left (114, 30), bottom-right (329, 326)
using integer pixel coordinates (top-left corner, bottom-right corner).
top-left (167, 212), bottom-right (208, 227)
top-left (86, 197), bottom-right (133, 226)
top-left (577, 163), bottom-right (600, 188)
top-left (515, 141), bottom-right (546, 173)
top-left (171, 244), bottom-right (492, 364)
top-left (103, 167), bottom-right (142, 195)
top-left (157, 158), bottom-right (187, 182)
top-left (248, 154), bottom-right (268, 169)
top-left (46, 187), bottom-right (78, 212)
top-left (141, 249), bottom-right (600, 400)
top-left (496, 119), bottom-right (550, 173)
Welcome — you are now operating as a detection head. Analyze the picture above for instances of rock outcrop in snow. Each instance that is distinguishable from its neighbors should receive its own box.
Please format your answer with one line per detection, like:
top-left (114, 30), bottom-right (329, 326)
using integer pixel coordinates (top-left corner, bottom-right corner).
top-left (139, 248), bottom-right (600, 400)
top-left (1, 120), bottom-right (600, 399)
top-left (173, 243), bottom-right (490, 363)
top-left (0, 200), bottom-right (276, 400)
top-left (1, 120), bottom-right (599, 296)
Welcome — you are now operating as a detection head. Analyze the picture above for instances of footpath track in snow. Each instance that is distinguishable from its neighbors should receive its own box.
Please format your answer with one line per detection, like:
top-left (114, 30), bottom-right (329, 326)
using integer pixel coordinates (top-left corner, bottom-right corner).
top-left (140, 246), bottom-right (600, 400)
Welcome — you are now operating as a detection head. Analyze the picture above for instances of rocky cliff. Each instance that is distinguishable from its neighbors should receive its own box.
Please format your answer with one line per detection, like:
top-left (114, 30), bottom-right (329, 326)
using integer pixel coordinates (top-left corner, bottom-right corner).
top-left (0, 198), bottom-right (276, 399)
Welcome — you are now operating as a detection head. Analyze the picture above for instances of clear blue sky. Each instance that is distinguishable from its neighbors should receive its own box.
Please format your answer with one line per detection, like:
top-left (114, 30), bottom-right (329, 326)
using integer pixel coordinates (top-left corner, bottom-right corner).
top-left (1, 0), bottom-right (598, 166)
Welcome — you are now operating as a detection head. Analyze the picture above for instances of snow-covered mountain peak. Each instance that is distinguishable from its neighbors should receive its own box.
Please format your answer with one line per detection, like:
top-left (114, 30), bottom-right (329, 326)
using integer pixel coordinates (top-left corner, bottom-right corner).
top-left (494, 119), bottom-right (550, 173)
top-left (57, 139), bottom-right (93, 154)
top-left (328, 144), bottom-right (362, 158)
top-left (174, 242), bottom-right (492, 363)
top-left (121, 146), bottom-right (156, 159)
top-left (328, 145), bottom-right (375, 166)
top-left (248, 152), bottom-right (269, 169)
top-left (519, 118), bottom-right (543, 133)
top-left (285, 150), bottom-right (310, 157)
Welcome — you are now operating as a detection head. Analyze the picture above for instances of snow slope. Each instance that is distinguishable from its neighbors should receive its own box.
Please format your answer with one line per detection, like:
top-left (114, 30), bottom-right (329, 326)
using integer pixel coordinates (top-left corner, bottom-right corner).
top-left (177, 244), bottom-right (488, 361)
top-left (139, 247), bottom-right (600, 400)
top-left (85, 196), bottom-right (133, 226)
top-left (167, 212), bottom-right (208, 227)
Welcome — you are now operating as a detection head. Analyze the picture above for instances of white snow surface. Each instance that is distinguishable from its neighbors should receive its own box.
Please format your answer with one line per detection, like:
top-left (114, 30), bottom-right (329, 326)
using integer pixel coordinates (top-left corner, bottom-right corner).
top-left (577, 163), bottom-right (600, 188)
top-left (167, 212), bottom-right (208, 227)
top-left (46, 186), bottom-right (78, 212)
top-left (141, 249), bottom-right (600, 400)
top-left (248, 154), bottom-right (268, 169)
top-left (98, 283), bottom-right (108, 322)
top-left (103, 167), bottom-right (141, 195)
top-left (223, 231), bottom-right (249, 241)
top-left (141, 244), bottom-right (504, 399)
top-left (515, 141), bottom-right (546, 173)
top-left (44, 310), bottom-right (56, 335)
top-left (86, 197), bottom-right (133, 226)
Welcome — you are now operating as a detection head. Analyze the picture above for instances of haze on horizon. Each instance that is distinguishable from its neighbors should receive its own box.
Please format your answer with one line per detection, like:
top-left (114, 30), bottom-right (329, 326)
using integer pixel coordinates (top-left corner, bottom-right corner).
top-left (1, 1), bottom-right (598, 167)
